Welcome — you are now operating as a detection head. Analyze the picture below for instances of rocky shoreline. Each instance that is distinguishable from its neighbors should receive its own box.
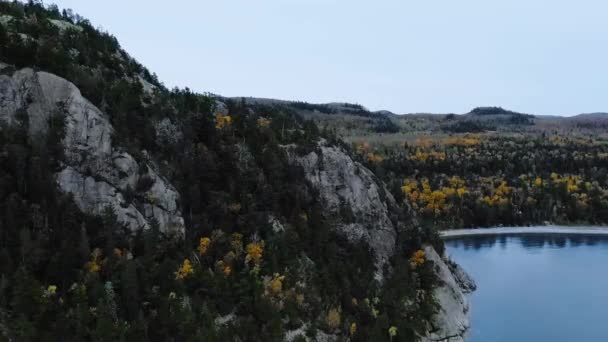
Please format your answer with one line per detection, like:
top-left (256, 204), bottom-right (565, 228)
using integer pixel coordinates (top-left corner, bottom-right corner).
top-left (421, 247), bottom-right (476, 342)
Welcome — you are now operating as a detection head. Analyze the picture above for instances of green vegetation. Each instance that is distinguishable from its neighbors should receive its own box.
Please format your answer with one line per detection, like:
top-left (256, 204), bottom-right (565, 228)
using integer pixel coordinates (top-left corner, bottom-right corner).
top-left (356, 133), bottom-right (608, 229)
top-left (4, 2), bottom-right (604, 341)
top-left (0, 2), bottom-right (441, 341)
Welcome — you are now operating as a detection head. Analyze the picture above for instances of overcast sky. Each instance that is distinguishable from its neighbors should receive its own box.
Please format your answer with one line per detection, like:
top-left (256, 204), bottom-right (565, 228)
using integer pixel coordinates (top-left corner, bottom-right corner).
top-left (48, 0), bottom-right (608, 116)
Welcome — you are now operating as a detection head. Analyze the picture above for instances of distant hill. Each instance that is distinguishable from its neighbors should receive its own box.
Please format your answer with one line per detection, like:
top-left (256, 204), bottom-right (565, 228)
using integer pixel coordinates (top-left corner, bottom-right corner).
top-left (570, 112), bottom-right (608, 120)
top-left (562, 112), bottom-right (608, 129)
top-left (226, 99), bottom-right (599, 137)
top-left (231, 97), bottom-right (401, 134)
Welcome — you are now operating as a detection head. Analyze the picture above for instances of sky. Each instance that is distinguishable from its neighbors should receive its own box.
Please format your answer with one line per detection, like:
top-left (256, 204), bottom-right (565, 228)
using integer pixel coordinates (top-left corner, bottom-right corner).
top-left (47, 0), bottom-right (608, 116)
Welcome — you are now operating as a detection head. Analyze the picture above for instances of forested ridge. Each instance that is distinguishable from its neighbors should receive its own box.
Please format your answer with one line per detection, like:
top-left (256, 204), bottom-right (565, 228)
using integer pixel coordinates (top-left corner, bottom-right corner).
top-left (0, 1), bottom-right (444, 341)
top-left (356, 133), bottom-right (608, 229)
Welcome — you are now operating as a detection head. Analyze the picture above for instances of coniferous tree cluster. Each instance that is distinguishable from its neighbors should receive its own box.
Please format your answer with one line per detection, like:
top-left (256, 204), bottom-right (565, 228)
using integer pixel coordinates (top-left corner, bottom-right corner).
top-left (0, 2), bottom-right (442, 341)
top-left (357, 133), bottom-right (608, 229)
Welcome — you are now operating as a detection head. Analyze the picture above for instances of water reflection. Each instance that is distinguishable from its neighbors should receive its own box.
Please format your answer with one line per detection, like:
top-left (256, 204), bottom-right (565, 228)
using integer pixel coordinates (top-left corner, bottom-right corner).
top-left (445, 234), bottom-right (608, 251)
top-left (445, 233), bottom-right (608, 342)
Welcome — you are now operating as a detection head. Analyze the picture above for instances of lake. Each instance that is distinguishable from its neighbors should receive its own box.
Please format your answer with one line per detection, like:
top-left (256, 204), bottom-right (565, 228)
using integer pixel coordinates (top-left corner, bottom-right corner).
top-left (445, 232), bottom-right (608, 342)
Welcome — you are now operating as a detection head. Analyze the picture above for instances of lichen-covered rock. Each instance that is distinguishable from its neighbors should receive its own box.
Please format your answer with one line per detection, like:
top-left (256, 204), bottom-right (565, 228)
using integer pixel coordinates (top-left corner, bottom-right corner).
top-left (0, 66), bottom-right (185, 234)
top-left (421, 246), bottom-right (472, 342)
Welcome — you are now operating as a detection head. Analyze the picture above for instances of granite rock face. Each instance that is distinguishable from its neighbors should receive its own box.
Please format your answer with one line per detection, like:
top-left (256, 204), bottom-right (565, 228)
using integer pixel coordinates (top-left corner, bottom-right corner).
top-left (448, 259), bottom-right (477, 294)
top-left (288, 140), bottom-right (397, 282)
top-left (0, 66), bottom-right (185, 234)
top-left (421, 246), bottom-right (475, 342)
top-left (288, 140), bottom-right (474, 341)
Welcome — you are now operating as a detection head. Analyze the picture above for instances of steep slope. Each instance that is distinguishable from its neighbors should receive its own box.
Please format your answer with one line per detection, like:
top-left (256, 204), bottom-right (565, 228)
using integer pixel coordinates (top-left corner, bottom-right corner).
top-left (288, 140), bottom-right (473, 341)
top-left (0, 64), bottom-right (184, 234)
top-left (0, 2), bottom-right (474, 341)
top-left (421, 248), bottom-right (472, 342)
top-left (287, 140), bottom-right (398, 282)
top-left (0, 63), bottom-right (474, 340)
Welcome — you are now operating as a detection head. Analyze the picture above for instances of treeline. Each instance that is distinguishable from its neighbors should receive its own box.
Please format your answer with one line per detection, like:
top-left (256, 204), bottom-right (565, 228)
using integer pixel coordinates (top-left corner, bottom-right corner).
top-left (357, 134), bottom-right (608, 229)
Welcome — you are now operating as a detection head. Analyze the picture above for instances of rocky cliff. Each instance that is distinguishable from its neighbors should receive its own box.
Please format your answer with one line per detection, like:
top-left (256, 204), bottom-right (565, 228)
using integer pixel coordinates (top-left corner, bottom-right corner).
top-left (0, 64), bottom-right (184, 234)
top-left (0, 61), bottom-right (473, 341)
top-left (288, 140), bottom-right (474, 341)
top-left (421, 247), bottom-right (474, 342)
top-left (0, 5), bottom-right (478, 340)
top-left (288, 140), bottom-right (398, 282)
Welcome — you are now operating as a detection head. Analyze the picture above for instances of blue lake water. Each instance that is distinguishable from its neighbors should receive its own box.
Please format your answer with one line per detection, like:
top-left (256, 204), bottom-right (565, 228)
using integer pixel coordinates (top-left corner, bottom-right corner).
top-left (445, 234), bottom-right (608, 342)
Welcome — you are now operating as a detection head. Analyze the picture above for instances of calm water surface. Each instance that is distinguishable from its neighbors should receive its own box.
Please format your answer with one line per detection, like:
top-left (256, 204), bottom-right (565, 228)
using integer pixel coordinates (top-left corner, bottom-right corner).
top-left (445, 233), bottom-right (608, 342)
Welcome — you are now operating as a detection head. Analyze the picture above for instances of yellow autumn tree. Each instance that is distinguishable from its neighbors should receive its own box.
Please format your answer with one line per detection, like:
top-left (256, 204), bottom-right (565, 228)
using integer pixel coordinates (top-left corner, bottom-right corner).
top-left (86, 248), bottom-right (103, 273)
top-left (326, 307), bottom-right (341, 330)
top-left (449, 176), bottom-right (466, 188)
top-left (245, 241), bottom-right (264, 266)
top-left (215, 115), bottom-right (232, 129)
top-left (443, 135), bottom-right (480, 146)
top-left (267, 273), bottom-right (286, 297)
top-left (175, 259), bottom-right (194, 280)
top-left (411, 150), bottom-right (445, 162)
top-left (409, 249), bottom-right (426, 267)
top-left (257, 117), bottom-right (271, 128)
top-left (367, 152), bottom-right (384, 164)
top-left (350, 322), bottom-right (357, 336)
top-left (198, 237), bottom-right (211, 256)
top-left (456, 187), bottom-right (468, 197)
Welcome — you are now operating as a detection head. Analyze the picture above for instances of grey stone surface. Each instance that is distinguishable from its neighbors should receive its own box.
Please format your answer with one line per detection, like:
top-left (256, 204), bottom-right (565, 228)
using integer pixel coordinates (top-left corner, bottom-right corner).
top-left (0, 67), bottom-right (184, 234)
top-left (48, 19), bottom-right (83, 32)
top-left (288, 140), bottom-right (473, 340)
top-left (421, 246), bottom-right (472, 342)
top-left (288, 140), bottom-right (397, 282)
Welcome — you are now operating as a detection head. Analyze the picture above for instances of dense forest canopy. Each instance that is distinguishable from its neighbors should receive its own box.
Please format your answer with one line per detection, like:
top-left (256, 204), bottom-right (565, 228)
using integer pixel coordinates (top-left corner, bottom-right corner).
top-left (3, 1), bottom-right (606, 341)
top-left (0, 1), bottom-right (442, 341)
top-left (355, 133), bottom-right (608, 229)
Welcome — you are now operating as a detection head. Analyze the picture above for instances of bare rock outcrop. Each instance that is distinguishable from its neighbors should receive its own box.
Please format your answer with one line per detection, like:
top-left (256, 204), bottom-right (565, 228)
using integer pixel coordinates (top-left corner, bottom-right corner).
top-left (287, 140), bottom-right (473, 341)
top-left (448, 258), bottom-right (477, 294)
top-left (0, 65), bottom-right (185, 234)
top-left (287, 140), bottom-right (397, 282)
top-left (421, 246), bottom-right (474, 342)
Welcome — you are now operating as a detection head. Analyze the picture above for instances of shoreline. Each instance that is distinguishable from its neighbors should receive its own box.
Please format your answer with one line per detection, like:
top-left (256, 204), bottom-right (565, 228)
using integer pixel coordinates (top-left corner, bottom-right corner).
top-left (440, 225), bottom-right (608, 238)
